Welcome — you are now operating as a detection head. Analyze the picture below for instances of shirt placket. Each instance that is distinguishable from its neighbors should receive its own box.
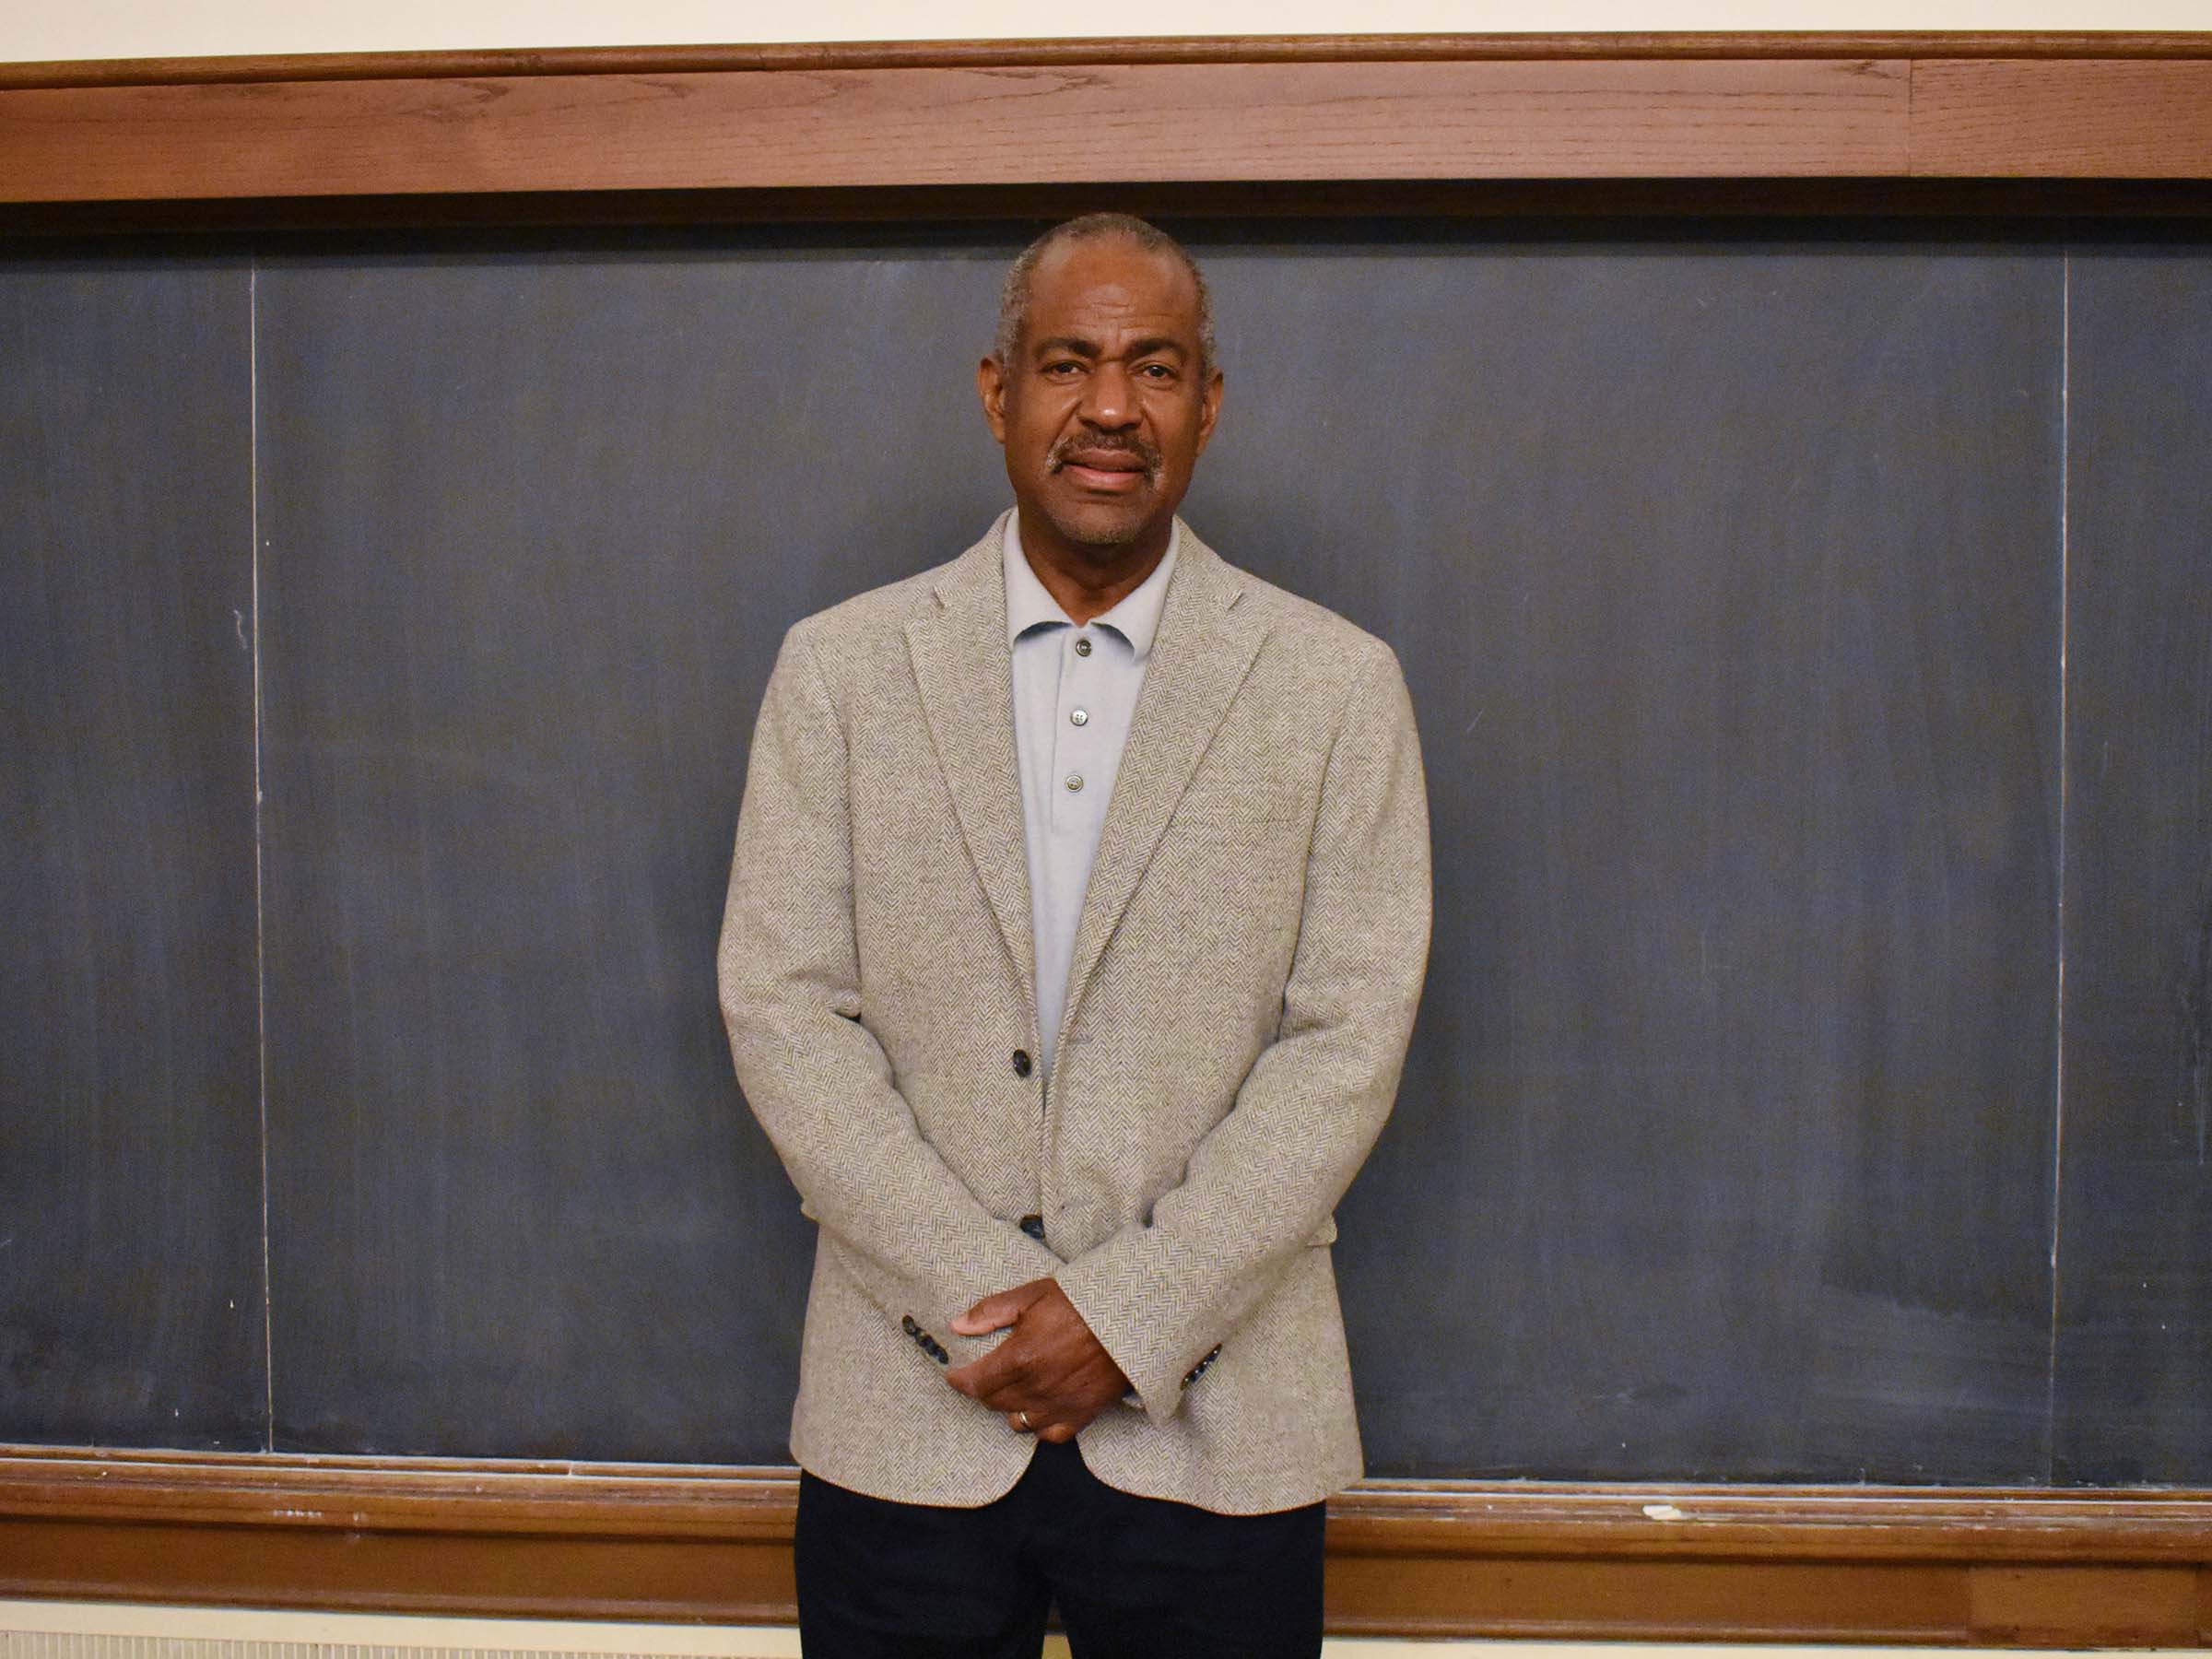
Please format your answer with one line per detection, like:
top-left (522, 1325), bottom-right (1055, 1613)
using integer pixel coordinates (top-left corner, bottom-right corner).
top-left (1051, 628), bottom-right (1109, 837)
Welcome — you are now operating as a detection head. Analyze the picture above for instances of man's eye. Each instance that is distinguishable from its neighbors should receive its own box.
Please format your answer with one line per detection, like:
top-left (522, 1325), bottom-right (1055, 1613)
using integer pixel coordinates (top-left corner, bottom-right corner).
top-left (1137, 363), bottom-right (1176, 381)
top-left (1043, 360), bottom-right (1083, 376)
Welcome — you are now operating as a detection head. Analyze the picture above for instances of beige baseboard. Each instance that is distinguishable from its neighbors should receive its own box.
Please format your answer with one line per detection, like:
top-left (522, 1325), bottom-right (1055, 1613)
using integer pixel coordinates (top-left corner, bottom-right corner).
top-left (5, 1604), bottom-right (2207, 1658)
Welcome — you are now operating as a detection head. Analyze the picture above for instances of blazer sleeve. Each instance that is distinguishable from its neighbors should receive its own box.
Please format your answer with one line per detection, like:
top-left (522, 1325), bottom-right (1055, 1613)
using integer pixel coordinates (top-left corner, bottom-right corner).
top-left (718, 625), bottom-right (1061, 1352)
top-left (1052, 642), bottom-right (1432, 1421)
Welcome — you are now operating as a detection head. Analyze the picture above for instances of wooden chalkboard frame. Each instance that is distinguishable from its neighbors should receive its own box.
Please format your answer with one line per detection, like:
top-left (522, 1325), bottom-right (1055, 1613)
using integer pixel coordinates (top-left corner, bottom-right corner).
top-left (3, 32), bottom-right (2212, 229)
top-left (3, 32), bottom-right (2210, 1643)
top-left (4, 1444), bottom-right (2212, 1640)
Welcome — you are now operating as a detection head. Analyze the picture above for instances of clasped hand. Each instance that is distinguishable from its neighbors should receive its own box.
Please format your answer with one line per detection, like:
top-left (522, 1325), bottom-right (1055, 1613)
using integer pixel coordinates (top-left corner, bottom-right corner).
top-left (943, 1277), bottom-right (1131, 1442)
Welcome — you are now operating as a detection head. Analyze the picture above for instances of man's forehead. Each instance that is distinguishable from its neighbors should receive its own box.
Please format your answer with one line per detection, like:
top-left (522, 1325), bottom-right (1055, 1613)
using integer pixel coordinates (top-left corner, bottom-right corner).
top-left (1023, 238), bottom-right (1200, 335)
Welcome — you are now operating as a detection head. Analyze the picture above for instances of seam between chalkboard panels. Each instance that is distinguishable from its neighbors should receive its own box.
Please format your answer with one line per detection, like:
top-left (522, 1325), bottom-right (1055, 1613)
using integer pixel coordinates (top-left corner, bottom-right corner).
top-left (2045, 244), bottom-right (2070, 1487)
top-left (250, 253), bottom-right (276, 1453)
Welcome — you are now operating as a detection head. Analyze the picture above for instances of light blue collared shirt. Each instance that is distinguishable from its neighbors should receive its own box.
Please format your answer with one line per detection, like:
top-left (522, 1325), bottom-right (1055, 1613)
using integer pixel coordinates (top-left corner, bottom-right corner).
top-left (1005, 511), bottom-right (1180, 1075)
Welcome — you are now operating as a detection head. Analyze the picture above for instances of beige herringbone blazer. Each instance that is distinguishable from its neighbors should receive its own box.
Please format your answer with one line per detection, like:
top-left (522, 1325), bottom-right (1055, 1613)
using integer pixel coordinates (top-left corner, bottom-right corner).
top-left (718, 515), bottom-right (1430, 1514)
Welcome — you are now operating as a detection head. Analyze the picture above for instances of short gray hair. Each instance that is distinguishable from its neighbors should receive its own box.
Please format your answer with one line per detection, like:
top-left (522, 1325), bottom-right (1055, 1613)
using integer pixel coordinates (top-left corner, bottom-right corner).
top-left (992, 213), bottom-right (1217, 378)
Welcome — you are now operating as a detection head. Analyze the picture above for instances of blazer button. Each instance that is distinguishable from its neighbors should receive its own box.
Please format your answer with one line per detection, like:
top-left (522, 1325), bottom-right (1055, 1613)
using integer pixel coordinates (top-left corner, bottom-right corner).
top-left (901, 1315), bottom-right (920, 1336)
top-left (1011, 1050), bottom-right (1033, 1078)
top-left (1182, 1344), bottom-right (1222, 1387)
top-left (1019, 1214), bottom-right (1046, 1241)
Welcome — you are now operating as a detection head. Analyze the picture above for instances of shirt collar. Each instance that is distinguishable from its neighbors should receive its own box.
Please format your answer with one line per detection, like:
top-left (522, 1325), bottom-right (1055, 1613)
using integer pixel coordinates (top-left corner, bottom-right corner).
top-left (1003, 510), bottom-right (1181, 665)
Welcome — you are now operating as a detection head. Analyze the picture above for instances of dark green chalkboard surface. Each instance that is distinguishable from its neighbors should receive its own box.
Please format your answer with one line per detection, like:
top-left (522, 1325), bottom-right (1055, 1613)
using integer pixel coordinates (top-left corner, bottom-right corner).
top-left (3, 225), bottom-right (2205, 1485)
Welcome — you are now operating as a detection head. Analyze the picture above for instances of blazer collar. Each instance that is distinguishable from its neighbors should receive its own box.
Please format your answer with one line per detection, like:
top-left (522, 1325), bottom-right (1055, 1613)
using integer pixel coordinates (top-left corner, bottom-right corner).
top-left (1053, 521), bottom-right (1270, 1074)
top-left (905, 513), bottom-right (1033, 999)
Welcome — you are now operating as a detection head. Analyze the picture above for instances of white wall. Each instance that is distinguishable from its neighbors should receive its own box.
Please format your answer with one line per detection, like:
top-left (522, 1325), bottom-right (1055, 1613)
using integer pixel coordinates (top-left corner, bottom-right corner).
top-left (3, 0), bottom-right (2208, 65)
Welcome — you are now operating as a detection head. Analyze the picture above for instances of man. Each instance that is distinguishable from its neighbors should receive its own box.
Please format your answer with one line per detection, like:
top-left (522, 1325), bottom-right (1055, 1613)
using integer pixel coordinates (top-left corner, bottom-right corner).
top-left (718, 214), bottom-right (1430, 1656)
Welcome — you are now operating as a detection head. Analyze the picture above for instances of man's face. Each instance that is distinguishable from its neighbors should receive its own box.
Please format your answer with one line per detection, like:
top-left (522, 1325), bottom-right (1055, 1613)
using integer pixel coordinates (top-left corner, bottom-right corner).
top-left (978, 236), bottom-right (1223, 564)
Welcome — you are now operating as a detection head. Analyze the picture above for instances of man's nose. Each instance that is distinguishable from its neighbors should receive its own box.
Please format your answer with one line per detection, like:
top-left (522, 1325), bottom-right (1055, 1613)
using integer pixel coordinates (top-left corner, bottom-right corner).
top-left (1078, 362), bottom-right (1139, 429)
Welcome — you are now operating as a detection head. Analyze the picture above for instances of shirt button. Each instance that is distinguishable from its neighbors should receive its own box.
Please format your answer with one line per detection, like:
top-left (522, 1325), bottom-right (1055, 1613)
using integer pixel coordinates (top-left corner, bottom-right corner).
top-left (1074, 637), bottom-right (1093, 657)
top-left (1065, 773), bottom-right (1084, 793)
top-left (1070, 709), bottom-right (1089, 727)
top-left (1011, 1049), bottom-right (1033, 1078)
top-left (1019, 1214), bottom-right (1046, 1241)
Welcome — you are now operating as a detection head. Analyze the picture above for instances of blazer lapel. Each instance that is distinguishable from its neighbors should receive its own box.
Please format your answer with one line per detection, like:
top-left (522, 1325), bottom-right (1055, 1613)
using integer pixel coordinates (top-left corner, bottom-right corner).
top-left (1053, 527), bottom-right (1272, 1065)
top-left (905, 518), bottom-right (1035, 1003)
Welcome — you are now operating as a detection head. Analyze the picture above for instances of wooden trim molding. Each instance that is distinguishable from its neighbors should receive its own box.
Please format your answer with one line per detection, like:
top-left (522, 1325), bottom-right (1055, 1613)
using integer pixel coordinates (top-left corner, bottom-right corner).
top-left (6, 31), bottom-right (2212, 90)
top-left (1, 34), bottom-right (2210, 223)
top-left (2, 1447), bottom-right (2209, 1643)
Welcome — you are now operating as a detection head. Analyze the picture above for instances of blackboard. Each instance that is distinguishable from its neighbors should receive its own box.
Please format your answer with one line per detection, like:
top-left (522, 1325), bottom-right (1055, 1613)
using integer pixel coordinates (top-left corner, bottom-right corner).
top-left (2, 224), bottom-right (2205, 1486)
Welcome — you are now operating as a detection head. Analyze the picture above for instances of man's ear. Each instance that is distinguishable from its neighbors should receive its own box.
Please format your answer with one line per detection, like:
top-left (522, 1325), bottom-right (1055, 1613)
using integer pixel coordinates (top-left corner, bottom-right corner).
top-left (1194, 367), bottom-right (1225, 456)
top-left (977, 356), bottom-right (1010, 444)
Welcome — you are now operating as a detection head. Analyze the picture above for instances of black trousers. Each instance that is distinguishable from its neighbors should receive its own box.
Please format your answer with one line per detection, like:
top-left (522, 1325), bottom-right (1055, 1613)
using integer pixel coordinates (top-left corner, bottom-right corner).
top-left (794, 1439), bottom-right (1325, 1657)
